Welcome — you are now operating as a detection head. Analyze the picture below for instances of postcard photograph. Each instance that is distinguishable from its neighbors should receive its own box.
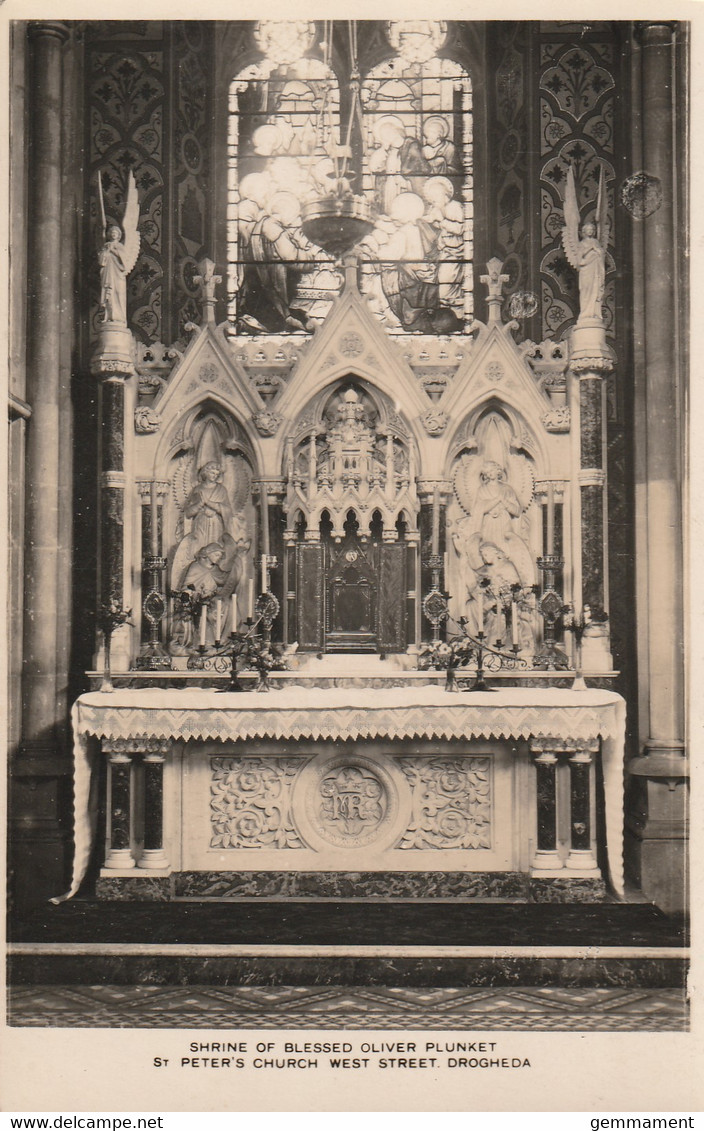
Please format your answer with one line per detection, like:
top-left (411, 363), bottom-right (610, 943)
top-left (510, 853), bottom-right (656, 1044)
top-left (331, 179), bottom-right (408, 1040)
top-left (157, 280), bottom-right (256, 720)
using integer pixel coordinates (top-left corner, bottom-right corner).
top-left (2, 5), bottom-right (697, 1114)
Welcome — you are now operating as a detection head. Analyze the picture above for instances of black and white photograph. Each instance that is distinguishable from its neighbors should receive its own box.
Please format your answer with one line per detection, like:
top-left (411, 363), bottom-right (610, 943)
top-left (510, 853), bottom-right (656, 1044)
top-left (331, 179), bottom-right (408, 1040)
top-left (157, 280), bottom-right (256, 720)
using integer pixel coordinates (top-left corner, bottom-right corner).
top-left (2, 6), bottom-right (698, 1114)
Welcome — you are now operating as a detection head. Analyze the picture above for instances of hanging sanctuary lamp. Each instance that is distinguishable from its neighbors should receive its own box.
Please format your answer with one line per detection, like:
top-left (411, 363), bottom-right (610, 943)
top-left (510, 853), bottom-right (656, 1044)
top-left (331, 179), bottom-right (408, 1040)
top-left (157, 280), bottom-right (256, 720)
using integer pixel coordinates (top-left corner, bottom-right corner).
top-left (301, 20), bottom-right (376, 257)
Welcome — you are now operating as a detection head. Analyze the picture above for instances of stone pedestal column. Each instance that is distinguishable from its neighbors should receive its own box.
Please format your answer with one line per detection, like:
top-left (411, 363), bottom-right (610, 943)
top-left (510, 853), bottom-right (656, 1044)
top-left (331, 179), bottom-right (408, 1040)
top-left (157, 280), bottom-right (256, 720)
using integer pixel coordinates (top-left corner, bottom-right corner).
top-left (565, 745), bottom-right (600, 874)
top-left (12, 23), bottom-right (73, 913)
top-left (570, 325), bottom-right (614, 673)
top-left (91, 337), bottom-right (134, 669)
top-left (626, 22), bottom-right (687, 914)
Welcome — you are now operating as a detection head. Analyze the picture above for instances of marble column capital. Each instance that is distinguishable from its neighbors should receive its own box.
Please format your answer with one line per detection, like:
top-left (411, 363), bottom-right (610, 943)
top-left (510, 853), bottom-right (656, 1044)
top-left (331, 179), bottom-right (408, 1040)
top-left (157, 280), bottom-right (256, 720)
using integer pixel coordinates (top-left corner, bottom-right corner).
top-left (416, 479), bottom-right (452, 498)
top-left (27, 21), bottom-right (70, 43)
top-left (256, 477), bottom-right (286, 500)
top-left (137, 480), bottom-right (170, 502)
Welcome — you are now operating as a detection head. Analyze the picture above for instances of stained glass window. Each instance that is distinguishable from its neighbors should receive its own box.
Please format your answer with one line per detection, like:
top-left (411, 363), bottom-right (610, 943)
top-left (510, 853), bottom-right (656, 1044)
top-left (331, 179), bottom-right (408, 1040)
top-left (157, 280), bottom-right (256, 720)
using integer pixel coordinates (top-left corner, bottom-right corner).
top-left (358, 31), bottom-right (473, 334)
top-left (227, 27), bottom-right (343, 333)
top-left (227, 20), bottom-right (473, 336)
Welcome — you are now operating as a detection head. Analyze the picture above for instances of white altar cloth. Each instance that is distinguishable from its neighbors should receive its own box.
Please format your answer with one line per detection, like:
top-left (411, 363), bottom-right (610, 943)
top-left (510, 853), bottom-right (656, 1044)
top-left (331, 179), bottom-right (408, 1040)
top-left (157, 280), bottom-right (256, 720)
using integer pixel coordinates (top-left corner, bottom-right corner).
top-left (59, 686), bottom-right (626, 901)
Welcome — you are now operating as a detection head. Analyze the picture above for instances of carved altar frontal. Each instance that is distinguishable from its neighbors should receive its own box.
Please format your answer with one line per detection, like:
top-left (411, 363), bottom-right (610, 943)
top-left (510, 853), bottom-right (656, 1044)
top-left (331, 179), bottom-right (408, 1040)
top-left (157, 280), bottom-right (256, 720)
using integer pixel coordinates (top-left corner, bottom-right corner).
top-left (185, 740), bottom-right (512, 872)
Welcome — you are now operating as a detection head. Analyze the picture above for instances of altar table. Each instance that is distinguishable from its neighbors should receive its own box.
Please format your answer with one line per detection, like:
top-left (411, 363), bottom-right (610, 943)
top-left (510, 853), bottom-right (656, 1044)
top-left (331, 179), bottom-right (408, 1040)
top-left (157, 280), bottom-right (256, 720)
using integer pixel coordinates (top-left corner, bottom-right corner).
top-left (58, 686), bottom-right (626, 901)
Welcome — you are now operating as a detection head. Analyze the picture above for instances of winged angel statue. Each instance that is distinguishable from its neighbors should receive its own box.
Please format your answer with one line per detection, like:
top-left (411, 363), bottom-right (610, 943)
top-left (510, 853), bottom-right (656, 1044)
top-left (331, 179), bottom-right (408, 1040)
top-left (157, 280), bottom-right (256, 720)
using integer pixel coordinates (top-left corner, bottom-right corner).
top-left (97, 169), bottom-right (141, 325)
top-left (561, 163), bottom-right (608, 325)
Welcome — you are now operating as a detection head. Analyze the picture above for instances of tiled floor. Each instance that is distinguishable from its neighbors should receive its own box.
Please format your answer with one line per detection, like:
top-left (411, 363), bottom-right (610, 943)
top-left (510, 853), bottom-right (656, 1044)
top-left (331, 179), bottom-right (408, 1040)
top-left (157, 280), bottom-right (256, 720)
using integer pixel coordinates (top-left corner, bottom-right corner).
top-left (7, 984), bottom-right (689, 1030)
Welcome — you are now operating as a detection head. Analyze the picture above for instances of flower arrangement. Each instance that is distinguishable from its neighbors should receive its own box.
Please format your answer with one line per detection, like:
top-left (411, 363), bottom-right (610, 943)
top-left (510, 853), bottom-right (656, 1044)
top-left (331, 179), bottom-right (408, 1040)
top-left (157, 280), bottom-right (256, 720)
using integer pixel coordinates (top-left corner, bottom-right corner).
top-left (233, 632), bottom-right (287, 691)
top-left (172, 585), bottom-right (209, 623)
top-left (419, 632), bottom-right (479, 691)
top-left (419, 636), bottom-right (475, 673)
top-left (561, 603), bottom-right (609, 645)
top-left (99, 599), bottom-right (134, 638)
top-left (98, 600), bottom-right (134, 692)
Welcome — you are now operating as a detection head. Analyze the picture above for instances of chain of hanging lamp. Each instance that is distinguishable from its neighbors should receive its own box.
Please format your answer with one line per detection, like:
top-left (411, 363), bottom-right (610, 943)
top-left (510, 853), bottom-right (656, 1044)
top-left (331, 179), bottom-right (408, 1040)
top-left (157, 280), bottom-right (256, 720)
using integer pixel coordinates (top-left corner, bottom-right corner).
top-left (301, 19), bottom-right (375, 258)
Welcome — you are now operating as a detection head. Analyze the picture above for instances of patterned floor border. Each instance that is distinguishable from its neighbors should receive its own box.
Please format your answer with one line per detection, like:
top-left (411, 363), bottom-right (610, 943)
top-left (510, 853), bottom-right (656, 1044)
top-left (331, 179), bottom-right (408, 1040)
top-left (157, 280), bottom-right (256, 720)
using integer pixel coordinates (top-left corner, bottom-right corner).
top-left (7, 985), bottom-right (689, 1030)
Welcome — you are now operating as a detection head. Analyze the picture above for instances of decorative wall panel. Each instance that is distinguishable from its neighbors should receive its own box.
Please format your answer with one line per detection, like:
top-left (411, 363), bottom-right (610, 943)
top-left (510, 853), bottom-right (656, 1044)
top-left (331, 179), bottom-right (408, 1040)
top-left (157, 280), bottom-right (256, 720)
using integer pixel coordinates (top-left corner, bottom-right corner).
top-left (171, 22), bottom-right (214, 341)
top-left (488, 22), bottom-right (532, 322)
top-left (86, 21), bottom-right (214, 350)
top-left (538, 38), bottom-right (616, 343)
top-left (87, 37), bottom-right (166, 343)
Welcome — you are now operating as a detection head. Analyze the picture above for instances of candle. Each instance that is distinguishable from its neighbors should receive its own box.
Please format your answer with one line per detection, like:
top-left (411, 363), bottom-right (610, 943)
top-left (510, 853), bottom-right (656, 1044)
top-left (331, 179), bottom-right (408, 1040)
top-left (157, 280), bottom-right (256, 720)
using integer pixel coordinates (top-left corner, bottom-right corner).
top-left (231, 592), bottom-right (238, 632)
top-left (248, 578), bottom-right (255, 618)
top-left (511, 599), bottom-right (519, 647)
top-left (261, 555), bottom-right (268, 595)
top-left (444, 552), bottom-right (449, 582)
top-left (150, 480), bottom-right (158, 556)
top-left (431, 486), bottom-right (440, 556)
top-left (260, 485), bottom-right (270, 557)
top-left (199, 604), bottom-right (207, 647)
top-left (215, 599), bottom-right (222, 643)
top-left (546, 483), bottom-right (555, 555)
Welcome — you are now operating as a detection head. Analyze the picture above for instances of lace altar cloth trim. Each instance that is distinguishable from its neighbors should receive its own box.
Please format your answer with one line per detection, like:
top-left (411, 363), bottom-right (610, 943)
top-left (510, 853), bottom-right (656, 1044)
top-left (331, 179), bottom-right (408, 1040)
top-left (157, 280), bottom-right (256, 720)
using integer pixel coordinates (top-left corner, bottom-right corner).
top-left (56, 688), bottom-right (626, 903)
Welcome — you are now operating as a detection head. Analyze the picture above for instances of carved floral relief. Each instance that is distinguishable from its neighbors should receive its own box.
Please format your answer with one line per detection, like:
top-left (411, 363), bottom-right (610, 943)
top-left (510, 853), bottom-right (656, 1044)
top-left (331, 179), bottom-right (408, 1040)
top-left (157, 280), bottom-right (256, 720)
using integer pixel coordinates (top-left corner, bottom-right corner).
top-left (210, 757), bottom-right (304, 849)
top-left (399, 757), bottom-right (491, 850)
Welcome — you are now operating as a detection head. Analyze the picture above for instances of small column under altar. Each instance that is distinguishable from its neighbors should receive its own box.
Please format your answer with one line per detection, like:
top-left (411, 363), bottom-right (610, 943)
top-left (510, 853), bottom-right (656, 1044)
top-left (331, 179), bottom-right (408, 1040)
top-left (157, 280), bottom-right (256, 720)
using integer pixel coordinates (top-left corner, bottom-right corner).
top-left (104, 747), bottom-right (135, 870)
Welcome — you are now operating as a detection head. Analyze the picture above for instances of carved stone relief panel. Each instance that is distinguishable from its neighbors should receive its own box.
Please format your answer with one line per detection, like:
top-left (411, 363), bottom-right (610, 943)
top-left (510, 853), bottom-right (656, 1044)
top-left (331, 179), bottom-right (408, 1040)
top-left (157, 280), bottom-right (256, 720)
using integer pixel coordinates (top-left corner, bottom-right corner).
top-left (399, 756), bottom-right (492, 849)
top-left (210, 756), bottom-right (304, 849)
top-left (448, 409), bottom-right (538, 651)
top-left (166, 407), bottom-right (255, 654)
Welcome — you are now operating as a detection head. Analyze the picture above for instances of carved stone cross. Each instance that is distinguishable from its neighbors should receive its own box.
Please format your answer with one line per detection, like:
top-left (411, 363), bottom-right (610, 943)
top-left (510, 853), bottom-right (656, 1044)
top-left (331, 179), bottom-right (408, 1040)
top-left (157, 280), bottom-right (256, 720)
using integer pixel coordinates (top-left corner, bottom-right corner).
top-left (480, 257), bottom-right (510, 325)
top-left (194, 257), bottom-right (222, 326)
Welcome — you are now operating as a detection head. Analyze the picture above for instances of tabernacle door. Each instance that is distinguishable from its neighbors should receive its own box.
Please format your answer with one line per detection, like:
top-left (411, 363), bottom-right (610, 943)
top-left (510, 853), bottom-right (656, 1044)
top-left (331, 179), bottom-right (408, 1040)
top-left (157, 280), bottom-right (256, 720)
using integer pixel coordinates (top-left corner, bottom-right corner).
top-left (325, 536), bottom-right (377, 652)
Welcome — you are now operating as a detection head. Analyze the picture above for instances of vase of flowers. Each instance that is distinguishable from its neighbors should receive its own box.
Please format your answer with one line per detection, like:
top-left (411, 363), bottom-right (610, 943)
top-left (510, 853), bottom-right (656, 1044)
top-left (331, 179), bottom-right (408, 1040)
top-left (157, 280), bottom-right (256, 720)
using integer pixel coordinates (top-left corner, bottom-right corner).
top-left (419, 638), bottom-right (476, 692)
top-left (241, 636), bottom-right (288, 692)
top-left (98, 600), bottom-right (133, 692)
top-left (561, 604), bottom-right (609, 689)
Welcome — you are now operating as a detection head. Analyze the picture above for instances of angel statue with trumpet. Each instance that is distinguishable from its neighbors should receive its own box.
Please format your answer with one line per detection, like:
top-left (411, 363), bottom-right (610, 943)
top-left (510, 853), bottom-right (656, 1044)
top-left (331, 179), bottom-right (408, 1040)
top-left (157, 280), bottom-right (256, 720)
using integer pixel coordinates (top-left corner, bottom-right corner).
top-left (561, 162), bottom-right (608, 326)
top-left (97, 169), bottom-right (141, 326)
